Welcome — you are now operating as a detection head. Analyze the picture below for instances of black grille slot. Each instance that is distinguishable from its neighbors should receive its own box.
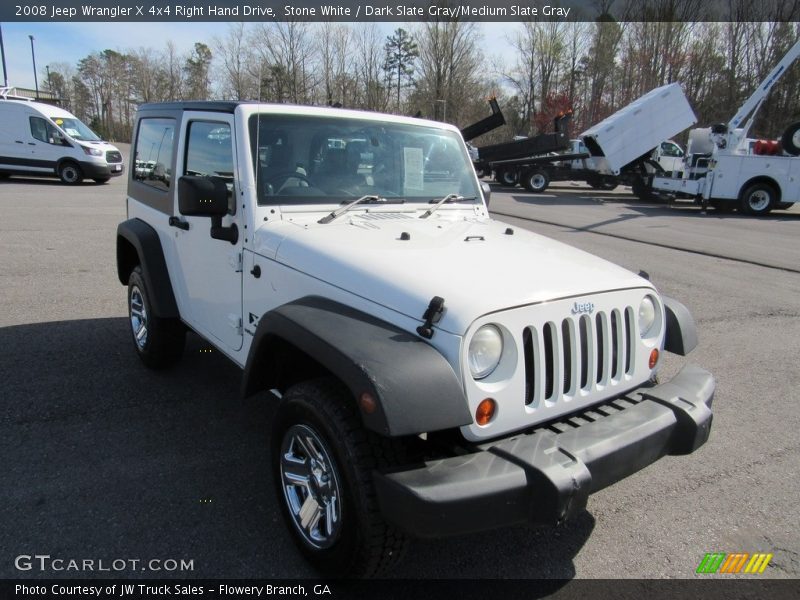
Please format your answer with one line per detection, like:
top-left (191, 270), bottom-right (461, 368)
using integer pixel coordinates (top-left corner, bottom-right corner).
top-left (624, 307), bottom-right (633, 374)
top-left (579, 315), bottom-right (590, 390)
top-left (106, 150), bottom-right (122, 163)
top-left (523, 327), bottom-right (535, 405)
top-left (543, 323), bottom-right (555, 400)
top-left (561, 319), bottom-right (572, 394)
top-left (610, 310), bottom-right (619, 378)
top-left (595, 313), bottom-right (605, 383)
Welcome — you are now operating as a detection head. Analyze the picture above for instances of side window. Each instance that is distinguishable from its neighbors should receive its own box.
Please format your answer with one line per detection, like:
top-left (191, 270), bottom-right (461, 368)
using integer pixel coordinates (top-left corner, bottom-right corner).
top-left (661, 142), bottom-right (683, 157)
top-left (184, 121), bottom-right (234, 179)
top-left (185, 121), bottom-right (235, 211)
top-left (133, 118), bottom-right (175, 191)
top-left (29, 116), bottom-right (62, 145)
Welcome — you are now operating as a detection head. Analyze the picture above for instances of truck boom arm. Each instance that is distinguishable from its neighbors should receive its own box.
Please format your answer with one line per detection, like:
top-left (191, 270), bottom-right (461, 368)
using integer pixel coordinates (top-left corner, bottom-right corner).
top-left (729, 38), bottom-right (800, 131)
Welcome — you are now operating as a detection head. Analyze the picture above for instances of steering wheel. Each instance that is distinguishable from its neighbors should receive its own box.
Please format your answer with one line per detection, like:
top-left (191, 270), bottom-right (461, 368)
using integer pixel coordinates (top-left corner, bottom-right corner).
top-left (263, 171), bottom-right (312, 194)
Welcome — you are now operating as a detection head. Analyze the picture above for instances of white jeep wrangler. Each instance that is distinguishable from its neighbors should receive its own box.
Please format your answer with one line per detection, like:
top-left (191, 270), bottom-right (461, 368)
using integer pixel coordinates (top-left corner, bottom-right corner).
top-left (116, 102), bottom-right (714, 577)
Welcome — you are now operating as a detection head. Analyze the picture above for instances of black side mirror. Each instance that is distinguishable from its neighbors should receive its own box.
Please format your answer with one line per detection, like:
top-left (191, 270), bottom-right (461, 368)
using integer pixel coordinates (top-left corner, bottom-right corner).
top-left (178, 175), bottom-right (229, 216)
top-left (178, 175), bottom-right (238, 244)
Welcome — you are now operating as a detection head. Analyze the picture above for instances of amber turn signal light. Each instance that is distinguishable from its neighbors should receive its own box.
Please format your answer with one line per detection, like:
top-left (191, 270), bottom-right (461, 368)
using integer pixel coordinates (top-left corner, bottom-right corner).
top-left (359, 392), bottom-right (377, 415)
top-left (476, 398), bottom-right (496, 426)
top-left (649, 349), bottom-right (659, 369)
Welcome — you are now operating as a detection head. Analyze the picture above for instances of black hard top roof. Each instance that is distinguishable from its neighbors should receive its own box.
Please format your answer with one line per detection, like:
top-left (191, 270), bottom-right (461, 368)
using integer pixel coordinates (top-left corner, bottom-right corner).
top-left (137, 101), bottom-right (246, 113)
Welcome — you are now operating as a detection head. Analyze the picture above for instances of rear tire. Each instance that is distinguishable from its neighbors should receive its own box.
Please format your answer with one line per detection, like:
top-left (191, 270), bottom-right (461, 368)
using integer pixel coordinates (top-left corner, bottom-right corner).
top-left (587, 174), bottom-right (618, 191)
top-left (58, 161), bottom-right (83, 185)
top-left (776, 202), bottom-right (794, 210)
top-left (739, 183), bottom-right (776, 216)
top-left (495, 168), bottom-right (519, 187)
top-left (521, 169), bottom-right (550, 193)
top-left (127, 266), bottom-right (185, 369)
top-left (271, 378), bottom-right (409, 577)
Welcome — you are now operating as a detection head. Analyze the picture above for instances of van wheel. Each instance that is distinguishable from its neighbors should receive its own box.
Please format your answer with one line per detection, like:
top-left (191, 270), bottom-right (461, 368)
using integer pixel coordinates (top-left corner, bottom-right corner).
top-left (521, 169), bottom-right (550, 193)
top-left (58, 162), bottom-right (83, 185)
top-left (94, 177), bottom-right (111, 184)
top-left (272, 378), bottom-right (409, 577)
top-left (127, 266), bottom-right (185, 369)
top-left (776, 202), bottom-right (793, 210)
top-left (739, 183), bottom-right (776, 216)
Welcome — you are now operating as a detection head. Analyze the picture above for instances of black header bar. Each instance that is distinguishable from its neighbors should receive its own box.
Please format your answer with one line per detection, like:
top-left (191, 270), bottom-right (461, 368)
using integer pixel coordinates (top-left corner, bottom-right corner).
top-left (3, 0), bottom-right (799, 22)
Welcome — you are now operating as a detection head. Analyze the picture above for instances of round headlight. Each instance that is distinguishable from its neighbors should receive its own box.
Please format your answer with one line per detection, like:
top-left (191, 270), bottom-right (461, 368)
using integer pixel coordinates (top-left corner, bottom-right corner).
top-left (639, 295), bottom-right (657, 338)
top-left (468, 324), bottom-right (503, 380)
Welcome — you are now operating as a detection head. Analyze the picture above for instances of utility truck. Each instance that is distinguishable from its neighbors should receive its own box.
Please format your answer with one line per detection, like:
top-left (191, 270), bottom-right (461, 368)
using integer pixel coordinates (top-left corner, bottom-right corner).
top-left (467, 84), bottom-right (697, 196)
top-left (652, 39), bottom-right (800, 215)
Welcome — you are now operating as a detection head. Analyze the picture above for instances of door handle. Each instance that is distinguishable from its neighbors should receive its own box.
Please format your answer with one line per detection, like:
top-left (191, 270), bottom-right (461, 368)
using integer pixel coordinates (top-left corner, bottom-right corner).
top-left (28, 143), bottom-right (36, 146)
top-left (15, 140), bottom-right (23, 144)
top-left (169, 216), bottom-right (190, 231)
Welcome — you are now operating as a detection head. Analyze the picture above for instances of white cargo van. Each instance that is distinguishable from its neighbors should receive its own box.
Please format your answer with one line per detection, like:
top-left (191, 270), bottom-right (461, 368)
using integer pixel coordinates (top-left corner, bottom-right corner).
top-left (0, 97), bottom-right (124, 184)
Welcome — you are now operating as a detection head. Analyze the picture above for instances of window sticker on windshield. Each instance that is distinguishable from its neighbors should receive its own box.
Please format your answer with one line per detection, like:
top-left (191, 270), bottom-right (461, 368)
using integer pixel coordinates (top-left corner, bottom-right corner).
top-left (65, 128), bottom-right (80, 137)
top-left (403, 147), bottom-right (424, 191)
top-left (53, 118), bottom-right (63, 126)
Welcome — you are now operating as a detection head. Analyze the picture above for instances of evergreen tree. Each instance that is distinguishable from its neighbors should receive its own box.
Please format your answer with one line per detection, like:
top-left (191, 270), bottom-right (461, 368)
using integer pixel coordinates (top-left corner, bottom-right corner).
top-left (383, 28), bottom-right (418, 112)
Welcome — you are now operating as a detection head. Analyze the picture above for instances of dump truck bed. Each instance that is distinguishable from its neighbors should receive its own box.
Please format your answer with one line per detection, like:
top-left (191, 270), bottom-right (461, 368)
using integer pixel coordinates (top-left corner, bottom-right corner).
top-left (580, 83), bottom-right (697, 175)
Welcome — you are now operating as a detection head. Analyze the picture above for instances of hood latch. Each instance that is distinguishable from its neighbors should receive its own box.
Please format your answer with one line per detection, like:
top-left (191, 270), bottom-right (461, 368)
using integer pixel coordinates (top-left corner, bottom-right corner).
top-left (417, 296), bottom-right (445, 339)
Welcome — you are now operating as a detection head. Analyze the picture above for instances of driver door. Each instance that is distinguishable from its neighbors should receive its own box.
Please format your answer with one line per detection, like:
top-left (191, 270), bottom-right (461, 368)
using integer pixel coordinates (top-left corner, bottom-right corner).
top-left (172, 114), bottom-right (243, 352)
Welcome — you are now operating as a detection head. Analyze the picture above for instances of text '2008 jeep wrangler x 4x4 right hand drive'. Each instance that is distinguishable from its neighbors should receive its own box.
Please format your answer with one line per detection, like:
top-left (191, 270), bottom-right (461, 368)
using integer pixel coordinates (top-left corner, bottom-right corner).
top-left (116, 102), bottom-right (714, 577)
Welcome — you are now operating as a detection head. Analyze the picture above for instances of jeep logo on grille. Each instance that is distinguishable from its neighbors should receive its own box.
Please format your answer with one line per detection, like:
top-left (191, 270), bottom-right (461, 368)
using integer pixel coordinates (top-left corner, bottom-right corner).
top-left (571, 301), bottom-right (595, 315)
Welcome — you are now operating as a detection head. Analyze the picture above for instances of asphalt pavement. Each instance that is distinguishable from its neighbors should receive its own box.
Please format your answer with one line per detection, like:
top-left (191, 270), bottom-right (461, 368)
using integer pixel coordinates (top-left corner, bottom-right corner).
top-left (0, 164), bottom-right (798, 580)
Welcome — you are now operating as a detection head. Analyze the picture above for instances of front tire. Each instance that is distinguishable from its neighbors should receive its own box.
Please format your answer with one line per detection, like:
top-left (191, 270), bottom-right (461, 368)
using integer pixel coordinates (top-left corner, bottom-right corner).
top-left (58, 161), bottom-right (83, 185)
top-left (127, 266), bottom-right (185, 369)
top-left (271, 379), bottom-right (408, 577)
top-left (739, 183), bottom-right (776, 216)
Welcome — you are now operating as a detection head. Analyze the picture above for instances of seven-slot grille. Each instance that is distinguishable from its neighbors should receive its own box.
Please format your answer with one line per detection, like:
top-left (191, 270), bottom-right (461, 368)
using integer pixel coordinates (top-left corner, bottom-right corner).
top-left (522, 307), bottom-right (636, 408)
top-left (106, 150), bottom-right (123, 164)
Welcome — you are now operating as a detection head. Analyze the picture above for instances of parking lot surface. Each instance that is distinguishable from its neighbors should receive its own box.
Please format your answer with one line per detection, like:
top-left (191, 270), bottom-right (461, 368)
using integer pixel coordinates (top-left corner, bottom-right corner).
top-left (1, 160), bottom-right (798, 579)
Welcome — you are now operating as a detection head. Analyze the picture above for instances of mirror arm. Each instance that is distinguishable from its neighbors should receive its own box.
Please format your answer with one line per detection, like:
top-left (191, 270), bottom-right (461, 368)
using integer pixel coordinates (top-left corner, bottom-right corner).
top-left (209, 216), bottom-right (238, 245)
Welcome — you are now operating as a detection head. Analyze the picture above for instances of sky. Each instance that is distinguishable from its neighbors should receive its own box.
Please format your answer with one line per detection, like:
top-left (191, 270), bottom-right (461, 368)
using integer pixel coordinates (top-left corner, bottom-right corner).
top-left (0, 21), bottom-right (519, 91)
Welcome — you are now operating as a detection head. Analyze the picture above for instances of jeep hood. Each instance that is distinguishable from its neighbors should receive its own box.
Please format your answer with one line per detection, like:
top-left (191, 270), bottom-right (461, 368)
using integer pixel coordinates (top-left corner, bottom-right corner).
top-left (257, 214), bottom-right (649, 335)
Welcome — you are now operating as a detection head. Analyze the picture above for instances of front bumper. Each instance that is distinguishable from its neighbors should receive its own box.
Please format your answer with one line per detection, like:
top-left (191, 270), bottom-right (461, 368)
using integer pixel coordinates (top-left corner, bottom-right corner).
top-left (374, 364), bottom-right (714, 538)
top-left (79, 160), bottom-right (125, 178)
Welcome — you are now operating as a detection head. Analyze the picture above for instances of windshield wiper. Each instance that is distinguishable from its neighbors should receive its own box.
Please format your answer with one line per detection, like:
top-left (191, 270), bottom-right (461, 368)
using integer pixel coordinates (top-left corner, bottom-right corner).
top-left (318, 195), bottom-right (404, 224)
top-left (419, 194), bottom-right (476, 219)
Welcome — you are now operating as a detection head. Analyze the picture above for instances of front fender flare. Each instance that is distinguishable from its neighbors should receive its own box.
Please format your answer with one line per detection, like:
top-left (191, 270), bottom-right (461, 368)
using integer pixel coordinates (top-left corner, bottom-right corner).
top-left (242, 297), bottom-right (472, 437)
top-left (663, 296), bottom-right (698, 356)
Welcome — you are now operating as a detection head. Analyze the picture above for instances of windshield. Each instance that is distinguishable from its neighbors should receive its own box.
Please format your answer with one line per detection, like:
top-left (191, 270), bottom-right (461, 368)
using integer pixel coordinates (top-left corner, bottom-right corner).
top-left (249, 114), bottom-right (479, 206)
top-left (50, 116), bottom-right (101, 142)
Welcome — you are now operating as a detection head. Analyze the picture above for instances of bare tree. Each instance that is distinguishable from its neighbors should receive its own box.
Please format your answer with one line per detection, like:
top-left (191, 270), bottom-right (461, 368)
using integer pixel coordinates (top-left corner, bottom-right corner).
top-left (353, 24), bottom-right (390, 111)
top-left (413, 20), bottom-right (484, 124)
top-left (213, 23), bottom-right (257, 100)
top-left (252, 21), bottom-right (316, 103)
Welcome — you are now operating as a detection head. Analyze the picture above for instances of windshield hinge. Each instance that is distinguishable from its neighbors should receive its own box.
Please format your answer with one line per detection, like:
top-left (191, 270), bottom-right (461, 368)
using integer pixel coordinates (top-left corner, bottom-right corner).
top-left (417, 296), bottom-right (445, 339)
top-left (228, 314), bottom-right (243, 335)
top-left (229, 251), bottom-right (243, 273)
